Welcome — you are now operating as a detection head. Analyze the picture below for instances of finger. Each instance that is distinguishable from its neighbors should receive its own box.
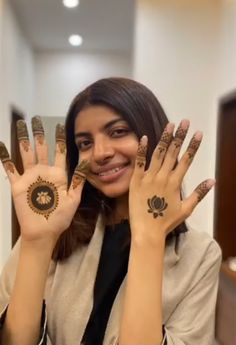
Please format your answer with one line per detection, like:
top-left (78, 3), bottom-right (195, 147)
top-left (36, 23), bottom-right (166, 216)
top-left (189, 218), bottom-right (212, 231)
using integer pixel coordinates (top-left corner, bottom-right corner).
top-left (132, 135), bottom-right (148, 182)
top-left (16, 120), bottom-right (35, 170)
top-left (182, 179), bottom-right (215, 216)
top-left (174, 131), bottom-right (202, 183)
top-left (148, 123), bottom-right (174, 175)
top-left (68, 160), bottom-right (90, 202)
top-left (31, 116), bottom-right (49, 165)
top-left (159, 119), bottom-right (190, 174)
top-left (0, 142), bottom-right (20, 182)
top-left (54, 124), bottom-right (66, 169)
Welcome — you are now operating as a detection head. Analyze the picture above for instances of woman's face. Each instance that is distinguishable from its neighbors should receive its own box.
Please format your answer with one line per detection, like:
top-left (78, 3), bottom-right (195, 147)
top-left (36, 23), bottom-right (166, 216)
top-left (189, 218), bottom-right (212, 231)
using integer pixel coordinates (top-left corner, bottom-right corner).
top-left (74, 105), bottom-right (139, 198)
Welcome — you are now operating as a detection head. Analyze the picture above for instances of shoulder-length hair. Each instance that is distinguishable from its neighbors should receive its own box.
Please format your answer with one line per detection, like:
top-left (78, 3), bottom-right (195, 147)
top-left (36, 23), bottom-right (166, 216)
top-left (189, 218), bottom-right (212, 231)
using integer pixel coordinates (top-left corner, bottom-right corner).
top-left (52, 77), bottom-right (188, 261)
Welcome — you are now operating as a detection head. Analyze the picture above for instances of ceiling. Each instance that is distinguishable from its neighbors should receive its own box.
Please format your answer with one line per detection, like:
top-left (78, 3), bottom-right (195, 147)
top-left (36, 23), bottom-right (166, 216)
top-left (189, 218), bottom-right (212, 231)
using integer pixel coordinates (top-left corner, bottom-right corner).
top-left (9, 0), bottom-right (135, 53)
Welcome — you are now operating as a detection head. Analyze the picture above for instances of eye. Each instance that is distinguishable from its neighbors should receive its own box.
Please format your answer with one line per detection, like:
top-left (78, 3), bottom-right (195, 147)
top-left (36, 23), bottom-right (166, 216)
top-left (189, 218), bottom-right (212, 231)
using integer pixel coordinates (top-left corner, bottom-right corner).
top-left (77, 140), bottom-right (91, 151)
top-left (111, 128), bottom-right (129, 136)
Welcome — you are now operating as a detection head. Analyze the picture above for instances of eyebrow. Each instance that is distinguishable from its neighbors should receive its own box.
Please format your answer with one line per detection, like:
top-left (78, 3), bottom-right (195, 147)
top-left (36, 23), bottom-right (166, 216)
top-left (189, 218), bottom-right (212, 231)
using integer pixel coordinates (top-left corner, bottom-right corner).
top-left (75, 118), bottom-right (126, 139)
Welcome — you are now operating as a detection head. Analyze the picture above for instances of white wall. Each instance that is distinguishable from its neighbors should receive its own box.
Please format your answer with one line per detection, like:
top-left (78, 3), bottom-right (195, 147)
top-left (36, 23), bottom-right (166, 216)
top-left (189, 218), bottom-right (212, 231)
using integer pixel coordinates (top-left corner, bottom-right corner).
top-left (34, 52), bottom-right (132, 117)
top-left (219, 0), bottom-right (236, 94)
top-left (0, 0), bottom-right (35, 269)
top-left (133, 0), bottom-right (225, 235)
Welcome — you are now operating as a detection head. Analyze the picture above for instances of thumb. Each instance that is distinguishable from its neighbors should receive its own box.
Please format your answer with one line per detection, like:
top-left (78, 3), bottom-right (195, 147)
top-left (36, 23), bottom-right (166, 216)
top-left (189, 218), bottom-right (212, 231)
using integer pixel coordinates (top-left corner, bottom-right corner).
top-left (68, 160), bottom-right (90, 201)
top-left (182, 179), bottom-right (215, 216)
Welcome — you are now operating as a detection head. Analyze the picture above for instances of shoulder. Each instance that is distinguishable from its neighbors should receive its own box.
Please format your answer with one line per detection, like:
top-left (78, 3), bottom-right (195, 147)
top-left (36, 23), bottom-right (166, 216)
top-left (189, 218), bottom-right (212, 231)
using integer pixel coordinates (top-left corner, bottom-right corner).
top-left (181, 226), bottom-right (221, 257)
top-left (165, 226), bottom-right (222, 273)
top-left (179, 227), bottom-right (222, 270)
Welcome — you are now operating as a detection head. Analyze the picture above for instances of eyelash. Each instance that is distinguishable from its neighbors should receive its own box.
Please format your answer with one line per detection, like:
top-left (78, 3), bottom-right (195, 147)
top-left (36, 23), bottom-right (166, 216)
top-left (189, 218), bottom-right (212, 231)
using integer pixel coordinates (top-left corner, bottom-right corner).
top-left (77, 128), bottom-right (129, 151)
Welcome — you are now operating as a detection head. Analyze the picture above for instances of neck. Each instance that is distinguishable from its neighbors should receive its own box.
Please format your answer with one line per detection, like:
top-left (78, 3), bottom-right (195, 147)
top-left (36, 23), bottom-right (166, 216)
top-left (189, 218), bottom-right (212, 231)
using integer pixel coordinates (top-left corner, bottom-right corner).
top-left (106, 193), bottom-right (129, 224)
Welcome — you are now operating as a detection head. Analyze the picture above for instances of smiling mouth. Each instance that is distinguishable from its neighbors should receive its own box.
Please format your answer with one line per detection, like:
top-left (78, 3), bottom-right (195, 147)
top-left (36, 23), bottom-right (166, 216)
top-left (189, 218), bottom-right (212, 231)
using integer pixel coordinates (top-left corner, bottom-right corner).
top-left (97, 164), bottom-right (128, 176)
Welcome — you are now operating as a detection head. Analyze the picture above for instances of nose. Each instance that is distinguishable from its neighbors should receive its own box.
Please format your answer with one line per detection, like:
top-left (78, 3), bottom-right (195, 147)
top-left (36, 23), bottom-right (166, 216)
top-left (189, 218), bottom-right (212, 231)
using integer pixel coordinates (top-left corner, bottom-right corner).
top-left (92, 136), bottom-right (115, 164)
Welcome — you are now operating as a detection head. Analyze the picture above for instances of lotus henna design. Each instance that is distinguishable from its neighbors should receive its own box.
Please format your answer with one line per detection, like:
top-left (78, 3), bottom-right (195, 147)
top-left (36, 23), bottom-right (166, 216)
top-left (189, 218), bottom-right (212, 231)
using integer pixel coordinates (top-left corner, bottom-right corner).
top-left (36, 192), bottom-right (52, 205)
top-left (147, 196), bottom-right (168, 218)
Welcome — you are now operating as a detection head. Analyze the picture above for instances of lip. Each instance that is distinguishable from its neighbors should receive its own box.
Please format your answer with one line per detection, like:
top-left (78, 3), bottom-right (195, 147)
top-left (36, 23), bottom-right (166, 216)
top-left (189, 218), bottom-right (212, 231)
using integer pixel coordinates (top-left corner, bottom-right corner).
top-left (95, 164), bottom-right (129, 183)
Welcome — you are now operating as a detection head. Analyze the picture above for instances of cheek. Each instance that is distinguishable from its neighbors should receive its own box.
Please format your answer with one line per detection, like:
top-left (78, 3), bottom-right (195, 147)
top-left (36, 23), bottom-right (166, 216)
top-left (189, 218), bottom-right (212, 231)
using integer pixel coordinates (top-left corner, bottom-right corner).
top-left (78, 152), bottom-right (91, 163)
top-left (121, 140), bottom-right (139, 162)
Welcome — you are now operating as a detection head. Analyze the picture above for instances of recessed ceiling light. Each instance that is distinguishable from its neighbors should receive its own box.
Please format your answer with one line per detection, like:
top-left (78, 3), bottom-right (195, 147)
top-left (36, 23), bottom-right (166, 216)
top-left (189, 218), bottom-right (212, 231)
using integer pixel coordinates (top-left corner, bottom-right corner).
top-left (63, 0), bottom-right (79, 8)
top-left (69, 34), bottom-right (83, 46)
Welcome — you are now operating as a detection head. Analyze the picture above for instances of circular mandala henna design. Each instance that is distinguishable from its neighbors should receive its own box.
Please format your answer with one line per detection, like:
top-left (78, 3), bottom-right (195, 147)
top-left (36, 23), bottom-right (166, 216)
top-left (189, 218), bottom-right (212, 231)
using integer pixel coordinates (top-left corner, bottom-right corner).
top-left (27, 176), bottom-right (59, 219)
top-left (147, 196), bottom-right (168, 218)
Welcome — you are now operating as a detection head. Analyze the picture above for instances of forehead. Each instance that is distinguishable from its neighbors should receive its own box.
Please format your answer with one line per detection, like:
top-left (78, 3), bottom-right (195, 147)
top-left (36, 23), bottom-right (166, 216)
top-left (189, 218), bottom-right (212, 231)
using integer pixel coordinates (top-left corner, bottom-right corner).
top-left (74, 105), bottom-right (125, 132)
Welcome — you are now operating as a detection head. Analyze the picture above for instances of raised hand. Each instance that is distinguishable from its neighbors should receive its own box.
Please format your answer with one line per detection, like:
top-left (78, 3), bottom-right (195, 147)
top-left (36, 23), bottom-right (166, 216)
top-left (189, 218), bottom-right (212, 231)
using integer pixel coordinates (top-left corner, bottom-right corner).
top-left (0, 116), bottom-right (90, 243)
top-left (129, 120), bottom-right (215, 242)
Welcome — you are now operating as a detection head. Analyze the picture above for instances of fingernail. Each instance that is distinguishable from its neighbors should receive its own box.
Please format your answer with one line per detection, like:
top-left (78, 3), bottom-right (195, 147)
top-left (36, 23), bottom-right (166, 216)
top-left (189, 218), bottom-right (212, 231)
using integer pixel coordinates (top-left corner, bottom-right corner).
top-left (166, 123), bottom-right (175, 133)
top-left (140, 135), bottom-right (148, 145)
top-left (180, 119), bottom-right (190, 130)
top-left (194, 131), bottom-right (203, 141)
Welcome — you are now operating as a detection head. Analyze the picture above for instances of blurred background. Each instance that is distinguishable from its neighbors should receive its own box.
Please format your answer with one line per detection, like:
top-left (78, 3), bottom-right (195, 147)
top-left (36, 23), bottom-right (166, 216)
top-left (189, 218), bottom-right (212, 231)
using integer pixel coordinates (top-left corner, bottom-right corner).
top-left (0, 0), bottom-right (236, 343)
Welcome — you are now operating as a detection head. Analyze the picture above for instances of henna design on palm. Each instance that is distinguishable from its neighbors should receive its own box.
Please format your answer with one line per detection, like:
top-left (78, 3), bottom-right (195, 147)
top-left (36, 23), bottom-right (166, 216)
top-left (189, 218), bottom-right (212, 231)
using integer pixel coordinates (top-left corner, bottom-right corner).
top-left (27, 176), bottom-right (59, 220)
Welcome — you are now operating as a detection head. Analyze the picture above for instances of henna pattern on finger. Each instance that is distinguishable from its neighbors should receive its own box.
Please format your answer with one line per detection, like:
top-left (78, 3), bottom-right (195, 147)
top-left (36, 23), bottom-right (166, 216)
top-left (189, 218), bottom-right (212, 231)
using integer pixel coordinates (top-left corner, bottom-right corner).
top-left (27, 176), bottom-right (59, 219)
top-left (187, 136), bottom-right (201, 160)
top-left (136, 141), bottom-right (147, 168)
top-left (195, 181), bottom-right (209, 202)
top-left (147, 196), bottom-right (168, 218)
top-left (32, 116), bottom-right (44, 145)
top-left (157, 129), bottom-right (173, 156)
top-left (5, 162), bottom-right (15, 174)
top-left (173, 126), bottom-right (188, 149)
top-left (17, 120), bottom-right (30, 152)
top-left (0, 142), bottom-right (15, 173)
top-left (72, 160), bottom-right (90, 189)
top-left (55, 124), bottom-right (66, 154)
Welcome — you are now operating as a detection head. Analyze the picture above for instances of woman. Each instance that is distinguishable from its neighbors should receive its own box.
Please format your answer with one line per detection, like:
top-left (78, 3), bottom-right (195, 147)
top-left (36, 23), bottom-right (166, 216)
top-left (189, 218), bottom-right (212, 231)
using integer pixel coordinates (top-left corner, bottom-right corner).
top-left (0, 78), bottom-right (221, 345)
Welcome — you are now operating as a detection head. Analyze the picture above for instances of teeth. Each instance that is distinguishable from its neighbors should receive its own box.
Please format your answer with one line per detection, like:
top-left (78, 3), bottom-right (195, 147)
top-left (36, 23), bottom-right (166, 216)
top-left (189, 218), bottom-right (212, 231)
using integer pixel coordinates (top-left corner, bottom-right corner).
top-left (99, 166), bottom-right (124, 176)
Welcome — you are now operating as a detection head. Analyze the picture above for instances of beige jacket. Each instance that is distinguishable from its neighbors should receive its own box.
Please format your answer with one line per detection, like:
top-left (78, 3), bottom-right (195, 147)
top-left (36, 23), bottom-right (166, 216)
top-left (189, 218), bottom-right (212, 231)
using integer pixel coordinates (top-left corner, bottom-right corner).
top-left (0, 215), bottom-right (222, 345)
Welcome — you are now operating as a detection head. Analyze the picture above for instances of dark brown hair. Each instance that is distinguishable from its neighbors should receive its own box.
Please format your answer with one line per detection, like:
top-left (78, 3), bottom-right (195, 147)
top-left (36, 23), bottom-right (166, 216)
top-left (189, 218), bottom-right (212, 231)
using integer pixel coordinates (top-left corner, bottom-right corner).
top-left (52, 77), bottom-right (188, 261)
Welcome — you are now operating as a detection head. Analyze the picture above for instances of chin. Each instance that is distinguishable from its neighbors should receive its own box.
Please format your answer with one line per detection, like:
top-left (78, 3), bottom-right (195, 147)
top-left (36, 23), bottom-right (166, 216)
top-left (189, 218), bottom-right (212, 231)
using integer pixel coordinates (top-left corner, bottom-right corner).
top-left (88, 179), bottom-right (130, 199)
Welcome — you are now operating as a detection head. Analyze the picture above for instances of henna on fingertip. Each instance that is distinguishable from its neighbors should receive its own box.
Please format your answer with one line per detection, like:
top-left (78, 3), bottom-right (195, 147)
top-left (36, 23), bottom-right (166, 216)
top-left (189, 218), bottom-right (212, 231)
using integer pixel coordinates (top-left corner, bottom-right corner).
top-left (187, 132), bottom-right (202, 160)
top-left (136, 136), bottom-right (147, 168)
top-left (157, 124), bottom-right (174, 157)
top-left (55, 124), bottom-right (66, 154)
top-left (172, 120), bottom-right (189, 149)
top-left (72, 160), bottom-right (90, 189)
top-left (32, 116), bottom-right (45, 145)
top-left (195, 180), bottom-right (214, 202)
top-left (0, 142), bottom-right (15, 174)
top-left (17, 120), bottom-right (30, 152)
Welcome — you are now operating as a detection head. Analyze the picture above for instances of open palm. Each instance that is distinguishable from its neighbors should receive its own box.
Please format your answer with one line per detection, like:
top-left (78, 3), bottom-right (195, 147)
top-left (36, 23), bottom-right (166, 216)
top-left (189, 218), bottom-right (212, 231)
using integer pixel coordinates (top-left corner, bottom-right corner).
top-left (0, 117), bottom-right (90, 242)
